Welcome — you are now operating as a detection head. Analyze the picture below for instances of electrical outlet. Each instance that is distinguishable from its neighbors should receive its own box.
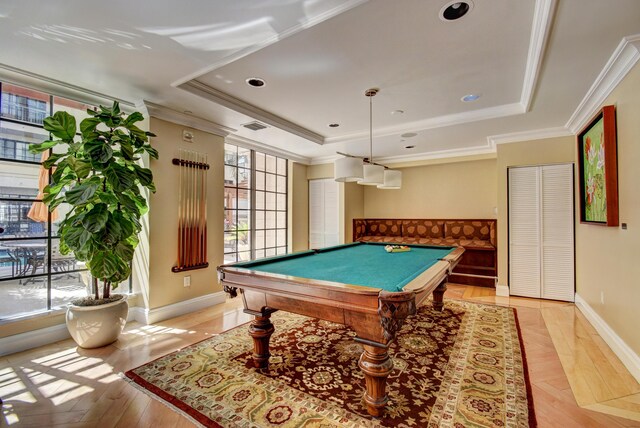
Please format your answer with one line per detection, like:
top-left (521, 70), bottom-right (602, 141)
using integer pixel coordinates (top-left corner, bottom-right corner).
top-left (184, 275), bottom-right (191, 287)
top-left (600, 291), bottom-right (604, 305)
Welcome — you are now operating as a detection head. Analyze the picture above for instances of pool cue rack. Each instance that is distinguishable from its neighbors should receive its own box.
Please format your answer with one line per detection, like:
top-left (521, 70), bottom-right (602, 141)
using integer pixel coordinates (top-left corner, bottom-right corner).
top-left (171, 149), bottom-right (210, 273)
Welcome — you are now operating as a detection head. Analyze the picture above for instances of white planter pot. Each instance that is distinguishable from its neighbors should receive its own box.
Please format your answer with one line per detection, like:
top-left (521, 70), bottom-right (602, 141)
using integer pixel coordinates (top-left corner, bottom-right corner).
top-left (66, 296), bottom-right (128, 348)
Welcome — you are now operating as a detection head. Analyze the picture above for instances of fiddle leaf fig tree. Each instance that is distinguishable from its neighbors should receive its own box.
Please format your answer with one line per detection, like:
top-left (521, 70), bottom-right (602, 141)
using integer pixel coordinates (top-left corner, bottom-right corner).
top-left (30, 101), bottom-right (157, 303)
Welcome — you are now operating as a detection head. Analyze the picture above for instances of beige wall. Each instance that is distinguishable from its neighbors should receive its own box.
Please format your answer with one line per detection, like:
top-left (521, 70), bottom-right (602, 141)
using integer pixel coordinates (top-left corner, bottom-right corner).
top-left (344, 182), bottom-right (364, 243)
top-left (289, 162), bottom-right (309, 252)
top-left (575, 63), bottom-right (640, 355)
top-left (147, 118), bottom-right (224, 310)
top-left (364, 159), bottom-right (497, 219)
top-left (495, 137), bottom-right (575, 287)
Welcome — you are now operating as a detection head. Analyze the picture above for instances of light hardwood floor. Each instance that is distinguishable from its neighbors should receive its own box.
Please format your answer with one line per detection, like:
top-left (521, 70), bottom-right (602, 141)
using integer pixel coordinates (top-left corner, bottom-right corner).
top-left (0, 285), bottom-right (639, 427)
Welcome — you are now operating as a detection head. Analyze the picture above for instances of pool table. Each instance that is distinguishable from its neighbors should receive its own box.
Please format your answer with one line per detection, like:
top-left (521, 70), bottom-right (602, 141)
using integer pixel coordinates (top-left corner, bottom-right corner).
top-left (217, 242), bottom-right (464, 417)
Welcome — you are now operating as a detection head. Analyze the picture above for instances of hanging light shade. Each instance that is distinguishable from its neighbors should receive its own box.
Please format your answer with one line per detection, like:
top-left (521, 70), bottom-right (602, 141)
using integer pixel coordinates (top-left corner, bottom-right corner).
top-left (358, 163), bottom-right (385, 186)
top-left (334, 156), bottom-right (363, 182)
top-left (377, 169), bottom-right (402, 189)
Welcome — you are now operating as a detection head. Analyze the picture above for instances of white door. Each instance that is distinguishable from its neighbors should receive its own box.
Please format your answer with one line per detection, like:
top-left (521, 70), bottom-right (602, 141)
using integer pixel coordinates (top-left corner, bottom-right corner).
top-left (508, 164), bottom-right (574, 301)
top-left (309, 179), bottom-right (339, 249)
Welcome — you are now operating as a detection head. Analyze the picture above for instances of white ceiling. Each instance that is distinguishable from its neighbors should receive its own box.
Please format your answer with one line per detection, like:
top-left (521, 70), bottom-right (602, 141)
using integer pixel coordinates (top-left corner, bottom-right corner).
top-left (0, 0), bottom-right (639, 164)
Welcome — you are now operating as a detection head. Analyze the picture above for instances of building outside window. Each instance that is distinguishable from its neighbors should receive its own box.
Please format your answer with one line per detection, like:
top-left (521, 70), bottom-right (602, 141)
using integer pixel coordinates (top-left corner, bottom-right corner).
top-left (0, 82), bottom-right (130, 321)
top-left (224, 144), bottom-right (288, 263)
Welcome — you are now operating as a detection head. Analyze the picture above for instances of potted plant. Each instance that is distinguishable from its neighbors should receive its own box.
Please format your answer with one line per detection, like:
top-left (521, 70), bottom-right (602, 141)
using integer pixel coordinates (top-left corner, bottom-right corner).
top-left (30, 101), bottom-right (157, 348)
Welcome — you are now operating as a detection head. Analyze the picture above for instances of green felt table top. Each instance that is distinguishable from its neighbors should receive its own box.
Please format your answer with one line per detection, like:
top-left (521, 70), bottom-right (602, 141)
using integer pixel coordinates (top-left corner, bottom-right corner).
top-left (233, 242), bottom-right (455, 292)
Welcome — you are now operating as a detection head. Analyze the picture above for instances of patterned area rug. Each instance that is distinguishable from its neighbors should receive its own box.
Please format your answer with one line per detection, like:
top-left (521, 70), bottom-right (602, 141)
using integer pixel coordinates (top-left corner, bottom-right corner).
top-left (125, 300), bottom-right (535, 427)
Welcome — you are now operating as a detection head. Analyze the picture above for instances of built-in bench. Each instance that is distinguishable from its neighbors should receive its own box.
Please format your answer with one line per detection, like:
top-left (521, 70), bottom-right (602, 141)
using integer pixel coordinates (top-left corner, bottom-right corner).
top-left (353, 219), bottom-right (497, 287)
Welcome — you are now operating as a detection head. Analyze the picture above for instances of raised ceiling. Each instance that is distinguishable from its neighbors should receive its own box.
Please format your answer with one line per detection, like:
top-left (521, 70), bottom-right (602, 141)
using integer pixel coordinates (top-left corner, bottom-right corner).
top-left (0, 0), bottom-right (639, 164)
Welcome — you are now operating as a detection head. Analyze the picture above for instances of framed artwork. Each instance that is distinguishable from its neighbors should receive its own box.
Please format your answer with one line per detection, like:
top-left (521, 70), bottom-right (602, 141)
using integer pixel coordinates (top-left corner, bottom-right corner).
top-left (577, 105), bottom-right (619, 226)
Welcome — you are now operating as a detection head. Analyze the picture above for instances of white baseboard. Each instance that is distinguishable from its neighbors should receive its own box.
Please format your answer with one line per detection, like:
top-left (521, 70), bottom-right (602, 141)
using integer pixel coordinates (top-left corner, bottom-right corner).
top-left (0, 323), bottom-right (70, 357)
top-left (0, 291), bottom-right (227, 356)
top-left (574, 293), bottom-right (640, 384)
top-left (496, 284), bottom-right (510, 297)
top-left (133, 291), bottom-right (227, 325)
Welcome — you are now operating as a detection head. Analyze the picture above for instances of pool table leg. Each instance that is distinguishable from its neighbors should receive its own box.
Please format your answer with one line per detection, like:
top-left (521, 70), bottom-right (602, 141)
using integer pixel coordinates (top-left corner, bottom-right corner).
top-left (248, 314), bottom-right (275, 368)
top-left (432, 281), bottom-right (447, 311)
top-left (359, 344), bottom-right (394, 417)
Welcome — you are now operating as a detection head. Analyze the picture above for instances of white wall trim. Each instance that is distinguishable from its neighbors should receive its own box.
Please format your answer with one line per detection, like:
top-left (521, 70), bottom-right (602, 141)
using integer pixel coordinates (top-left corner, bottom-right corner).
top-left (226, 134), bottom-right (311, 165)
top-left (487, 126), bottom-right (572, 147)
top-left (0, 323), bottom-right (70, 357)
top-left (144, 100), bottom-right (235, 137)
top-left (496, 284), bottom-right (510, 297)
top-left (520, 0), bottom-right (557, 111)
top-left (566, 34), bottom-right (640, 134)
top-left (179, 80), bottom-right (324, 145)
top-left (574, 293), bottom-right (640, 384)
top-left (133, 291), bottom-right (227, 325)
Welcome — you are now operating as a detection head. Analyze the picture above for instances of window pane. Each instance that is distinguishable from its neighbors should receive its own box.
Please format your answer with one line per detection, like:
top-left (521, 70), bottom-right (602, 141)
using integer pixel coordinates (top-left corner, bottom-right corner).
top-left (0, 200), bottom-right (47, 239)
top-left (266, 229), bottom-right (276, 248)
top-left (255, 191), bottom-right (265, 210)
top-left (265, 155), bottom-right (276, 173)
top-left (224, 253), bottom-right (237, 264)
top-left (50, 239), bottom-right (86, 308)
top-left (266, 173), bottom-right (276, 192)
top-left (0, 239), bottom-right (48, 279)
top-left (255, 152), bottom-right (265, 171)
top-left (265, 248), bottom-right (276, 257)
top-left (224, 232), bottom-right (237, 253)
top-left (255, 249), bottom-right (265, 259)
top-left (266, 192), bottom-right (276, 210)
top-left (255, 230), bottom-right (265, 250)
top-left (277, 175), bottom-right (286, 193)
top-left (0, 278), bottom-right (47, 318)
top-left (0, 160), bottom-right (40, 199)
top-left (1, 83), bottom-right (49, 125)
top-left (224, 144), bottom-right (238, 165)
top-left (237, 231), bottom-right (251, 254)
top-left (277, 158), bottom-right (287, 176)
top-left (276, 246), bottom-right (287, 255)
top-left (238, 251), bottom-right (251, 262)
top-left (51, 203), bottom-right (73, 236)
top-left (255, 171), bottom-right (265, 190)
top-left (224, 165), bottom-right (237, 186)
top-left (237, 210), bottom-right (250, 229)
top-left (224, 210), bottom-right (236, 231)
top-left (277, 229), bottom-right (287, 247)
top-left (277, 194), bottom-right (287, 211)
top-left (53, 96), bottom-right (95, 124)
top-left (266, 211), bottom-right (276, 229)
top-left (0, 123), bottom-right (48, 162)
top-left (238, 147), bottom-right (251, 168)
top-left (237, 188), bottom-right (250, 210)
top-left (224, 187), bottom-right (237, 209)
top-left (277, 212), bottom-right (286, 229)
top-left (238, 168), bottom-right (251, 189)
top-left (256, 211), bottom-right (265, 229)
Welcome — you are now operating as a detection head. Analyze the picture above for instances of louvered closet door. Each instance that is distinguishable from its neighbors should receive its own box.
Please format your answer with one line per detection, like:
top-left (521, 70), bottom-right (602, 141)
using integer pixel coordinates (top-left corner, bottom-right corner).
top-left (541, 164), bottom-right (575, 301)
top-left (509, 167), bottom-right (542, 298)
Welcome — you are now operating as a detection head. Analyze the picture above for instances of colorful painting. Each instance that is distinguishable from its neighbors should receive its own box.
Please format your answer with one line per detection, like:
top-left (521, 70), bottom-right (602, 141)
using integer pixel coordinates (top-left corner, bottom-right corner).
top-left (581, 117), bottom-right (606, 222)
top-left (577, 105), bottom-right (619, 226)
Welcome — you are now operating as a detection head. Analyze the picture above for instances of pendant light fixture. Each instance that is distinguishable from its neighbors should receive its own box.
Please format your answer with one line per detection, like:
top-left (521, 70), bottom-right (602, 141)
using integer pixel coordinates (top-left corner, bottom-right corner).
top-left (357, 88), bottom-right (385, 186)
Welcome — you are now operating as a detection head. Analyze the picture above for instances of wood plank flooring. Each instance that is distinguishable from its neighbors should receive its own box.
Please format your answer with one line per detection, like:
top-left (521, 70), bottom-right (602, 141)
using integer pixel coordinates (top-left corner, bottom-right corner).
top-left (0, 285), bottom-right (638, 427)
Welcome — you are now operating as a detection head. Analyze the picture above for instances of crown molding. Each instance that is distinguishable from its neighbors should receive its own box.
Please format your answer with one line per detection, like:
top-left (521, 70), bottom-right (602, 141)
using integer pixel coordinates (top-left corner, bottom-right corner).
top-left (487, 126), bottom-right (572, 147)
top-left (179, 80), bottom-right (324, 145)
top-left (324, 102), bottom-right (525, 145)
top-left (520, 0), bottom-right (557, 112)
top-left (566, 34), bottom-right (640, 134)
top-left (0, 63), bottom-right (134, 108)
top-left (171, 0), bottom-right (369, 87)
top-left (226, 134), bottom-right (311, 164)
top-left (144, 100), bottom-right (235, 137)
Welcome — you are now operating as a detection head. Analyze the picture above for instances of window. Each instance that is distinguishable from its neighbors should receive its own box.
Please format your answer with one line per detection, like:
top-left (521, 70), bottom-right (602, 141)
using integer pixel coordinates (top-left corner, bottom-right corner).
top-left (224, 144), bottom-right (288, 263)
top-left (0, 82), bottom-right (131, 321)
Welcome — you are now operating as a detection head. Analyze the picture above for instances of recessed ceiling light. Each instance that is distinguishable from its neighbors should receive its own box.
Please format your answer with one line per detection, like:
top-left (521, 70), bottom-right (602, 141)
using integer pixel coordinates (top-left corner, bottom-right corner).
top-left (391, 110), bottom-right (405, 115)
top-left (401, 132), bottom-right (418, 138)
top-left (405, 145), bottom-right (415, 149)
top-left (440, 1), bottom-right (473, 21)
top-left (461, 94), bottom-right (481, 102)
top-left (246, 77), bottom-right (266, 87)
top-left (328, 123), bottom-right (340, 128)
